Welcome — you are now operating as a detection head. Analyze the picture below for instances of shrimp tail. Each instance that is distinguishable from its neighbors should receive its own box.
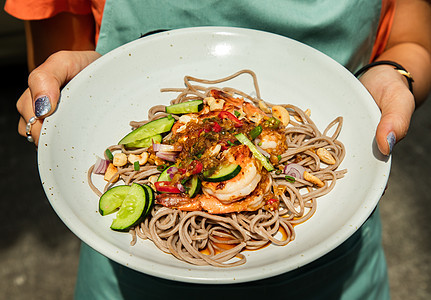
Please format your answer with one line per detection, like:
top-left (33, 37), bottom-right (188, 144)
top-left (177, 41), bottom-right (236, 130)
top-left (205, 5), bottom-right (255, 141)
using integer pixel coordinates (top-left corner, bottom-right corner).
top-left (210, 89), bottom-right (244, 108)
top-left (156, 193), bottom-right (203, 211)
top-left (156, 193), bottom-right (192, 207)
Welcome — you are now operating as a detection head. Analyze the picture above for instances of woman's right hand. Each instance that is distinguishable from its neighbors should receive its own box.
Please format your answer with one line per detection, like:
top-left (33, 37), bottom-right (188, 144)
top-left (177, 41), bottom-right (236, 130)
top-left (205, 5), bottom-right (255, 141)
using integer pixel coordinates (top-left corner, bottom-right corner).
top-left (17, 50), bottom-right (101, 146)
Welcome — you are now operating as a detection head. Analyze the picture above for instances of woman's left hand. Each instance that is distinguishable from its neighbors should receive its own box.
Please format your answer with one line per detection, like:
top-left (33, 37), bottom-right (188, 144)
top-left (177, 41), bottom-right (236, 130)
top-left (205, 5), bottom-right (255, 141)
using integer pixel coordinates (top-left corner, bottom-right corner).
top-left (359, 64), bottom-right (415, 156)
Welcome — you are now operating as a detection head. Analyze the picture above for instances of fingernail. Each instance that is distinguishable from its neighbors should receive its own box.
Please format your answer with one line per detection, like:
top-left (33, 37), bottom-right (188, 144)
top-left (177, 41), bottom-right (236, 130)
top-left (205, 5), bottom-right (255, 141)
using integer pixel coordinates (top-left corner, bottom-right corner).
top-left (386, 131), bottom-right (396, 154)
top-left (34, 96), bottom-right (51, 118)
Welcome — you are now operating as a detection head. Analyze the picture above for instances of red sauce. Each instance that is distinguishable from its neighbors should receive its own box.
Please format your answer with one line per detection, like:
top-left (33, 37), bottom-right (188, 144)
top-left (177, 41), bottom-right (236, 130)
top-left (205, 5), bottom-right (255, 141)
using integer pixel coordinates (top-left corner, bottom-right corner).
top-left (199, 225), bottom-right (291, 255)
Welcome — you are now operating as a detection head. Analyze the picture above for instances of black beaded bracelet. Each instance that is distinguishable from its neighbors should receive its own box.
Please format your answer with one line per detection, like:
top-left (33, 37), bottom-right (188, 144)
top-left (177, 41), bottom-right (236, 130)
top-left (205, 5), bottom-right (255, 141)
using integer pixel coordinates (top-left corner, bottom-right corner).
top-left (354, 60), bottom-right (414, 94)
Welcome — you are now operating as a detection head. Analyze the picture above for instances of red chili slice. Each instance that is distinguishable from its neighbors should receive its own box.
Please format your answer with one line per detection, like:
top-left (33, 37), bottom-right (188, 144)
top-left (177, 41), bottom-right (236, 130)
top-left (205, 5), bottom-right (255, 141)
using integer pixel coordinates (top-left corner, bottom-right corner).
top-left (266, 198), bottom-right (279, 211)
top-left (212, 121), bottom-right (222, 132)
top-left (220, 144), bottom-right (229, 151)
top-left (189, 160), bottom-right (203, 175)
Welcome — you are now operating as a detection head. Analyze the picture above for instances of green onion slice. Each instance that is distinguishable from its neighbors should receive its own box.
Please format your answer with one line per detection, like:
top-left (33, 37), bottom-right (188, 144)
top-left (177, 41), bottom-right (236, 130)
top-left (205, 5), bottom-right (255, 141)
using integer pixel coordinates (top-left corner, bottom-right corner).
top-left (249, 125), bottom-right (262, 140)
top-left (285, 175), bottom-right (296, 183)
top-left (234, 133), bottom-right (274, 172)
top-left (105, 149), bottom-right (114, 161)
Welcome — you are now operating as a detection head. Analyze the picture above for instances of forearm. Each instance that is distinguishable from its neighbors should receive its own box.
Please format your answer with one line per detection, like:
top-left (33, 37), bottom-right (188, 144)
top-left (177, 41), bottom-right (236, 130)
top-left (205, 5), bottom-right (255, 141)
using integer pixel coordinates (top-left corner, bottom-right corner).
top-left (357, 0), bottom-right (431, 155)
top-left (377, 42), bottom-right (431, 106)
top-left (375, 0), bottom-right (431, 105)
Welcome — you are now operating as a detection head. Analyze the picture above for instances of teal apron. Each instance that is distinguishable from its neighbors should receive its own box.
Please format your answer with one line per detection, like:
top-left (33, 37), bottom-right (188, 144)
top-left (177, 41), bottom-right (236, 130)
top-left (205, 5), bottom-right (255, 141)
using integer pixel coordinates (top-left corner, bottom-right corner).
top-left (96, 0), bottom-right (381, 71)
top-left (76, 1), bottom-right (390, 299)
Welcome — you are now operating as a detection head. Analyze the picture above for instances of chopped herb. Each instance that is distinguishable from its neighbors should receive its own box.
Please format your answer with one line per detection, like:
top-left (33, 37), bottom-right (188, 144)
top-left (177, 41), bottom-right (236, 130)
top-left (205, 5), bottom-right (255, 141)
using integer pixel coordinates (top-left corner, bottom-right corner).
top-left (105, 149), bottom-right (113, 161)
top-left (157, 165), bottom-right (167, 172)
top-left (275, 169), bottom-right (282, 175)
top-left (277, 155), bottom-right (282, 161)
top-left (133, 161), bottom-right (140, 171)
top-left (234, 110), bottom-right (241, 118)
top-left (285, 175), bottom-right (296, 183)
top-left (263, 117), bottom-right (281, 129)
top-left (249, 125), bottom-right (262, 140)
top-left (227, 140), bottom-right (235, 146)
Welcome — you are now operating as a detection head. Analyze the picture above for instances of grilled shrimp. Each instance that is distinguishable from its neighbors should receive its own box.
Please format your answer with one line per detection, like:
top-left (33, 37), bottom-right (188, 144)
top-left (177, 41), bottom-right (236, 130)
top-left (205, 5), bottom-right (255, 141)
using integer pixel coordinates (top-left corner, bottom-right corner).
top-left (155, 194), bottom-right (202, 211)
top-left (243, 102), bottom-right (267, 124)
top-left (209, 89), bottom-right (268, 124)
top-left (157, 172), bottom-right (272, 214)
top-left (199, 173), bottom-right (272, 214)
top-left (202, 145), bottom-right (261, 204)
top-left (210, 89), bottom-right (244, 108)
top-left (259, 128), bottom-right (287, 152)
top-left (170, 113), bottom-right (199, 134)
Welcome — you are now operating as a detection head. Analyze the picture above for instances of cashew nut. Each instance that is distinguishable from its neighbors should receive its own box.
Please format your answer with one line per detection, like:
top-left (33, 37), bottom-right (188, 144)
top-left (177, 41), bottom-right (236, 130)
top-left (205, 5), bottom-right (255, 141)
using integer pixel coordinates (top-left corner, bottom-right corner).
top-left (128, 152), bottom-right (149, 165)
top-left (205, 96), bottom-right (225, 111)
top-left (316, 148), bottom-right (336, 165)
top-left (303, 171), bottom-right (324, 188)
top-left (113, 152), bottom-right (128, 167)
top-left (104, 163), bottom-right (119, 182)
top-left (272, 105), bottom-right (290, 126)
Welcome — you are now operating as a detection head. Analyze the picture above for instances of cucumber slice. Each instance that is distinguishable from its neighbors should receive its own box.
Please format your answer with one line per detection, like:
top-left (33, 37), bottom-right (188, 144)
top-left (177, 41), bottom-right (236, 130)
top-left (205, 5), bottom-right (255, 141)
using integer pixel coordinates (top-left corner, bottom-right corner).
top-left (99, 185), bottom-right (131, 216)
top-left (203, 164), bottom-right (241, 182)
top-left (235, 133), bottom-right (275, 171)
top-left (124, 134), bottom-right (162, 148)
top-left (110, 183), bottom-right (148, 231)
top-left (185, 175), bottom-right (201, 198)
top-left (118, 115), bottom-right (175, 145)
top-left (142, 184), bottom-right (155, 216)
top-left (166, 100), bottom-right (204, 114)
top-left (157, 165), bottom-right (179, 182)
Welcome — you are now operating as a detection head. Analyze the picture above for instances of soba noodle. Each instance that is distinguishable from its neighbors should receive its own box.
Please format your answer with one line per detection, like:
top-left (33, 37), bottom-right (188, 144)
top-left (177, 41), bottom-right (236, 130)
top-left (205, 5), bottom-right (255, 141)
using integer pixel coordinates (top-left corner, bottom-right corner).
top-left (88, 70), bottom-right (346, 267)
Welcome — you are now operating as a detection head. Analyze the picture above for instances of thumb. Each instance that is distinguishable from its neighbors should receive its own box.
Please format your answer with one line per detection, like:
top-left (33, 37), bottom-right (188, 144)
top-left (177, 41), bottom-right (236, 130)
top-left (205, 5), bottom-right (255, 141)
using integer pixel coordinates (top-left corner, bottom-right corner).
top-left (28, 50), bottom-right (101, 119)
top-left (375, 87), bottom-right (415, 156)
top-left (358, 64), bottom-right (416, 156)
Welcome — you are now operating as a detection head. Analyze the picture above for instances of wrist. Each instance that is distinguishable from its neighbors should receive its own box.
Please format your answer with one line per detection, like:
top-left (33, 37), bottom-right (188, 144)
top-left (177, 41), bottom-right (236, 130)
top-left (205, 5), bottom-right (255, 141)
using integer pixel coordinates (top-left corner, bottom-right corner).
top-left (357, 64), bottom-right (416, 113)
top-left (354, 60), bottom-right (414, 95)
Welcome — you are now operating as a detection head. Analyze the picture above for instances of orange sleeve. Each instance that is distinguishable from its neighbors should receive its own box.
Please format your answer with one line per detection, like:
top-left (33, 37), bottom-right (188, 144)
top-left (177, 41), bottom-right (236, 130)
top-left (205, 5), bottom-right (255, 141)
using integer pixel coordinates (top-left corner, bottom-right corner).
top-left (89, 0), bottom-right (105, 44)
top-left (370, 0), bottom-right (397, 61)
top-left (5, 0), bottom-right (105, 44)
top-left (4, 0), bottom-right (92, 20)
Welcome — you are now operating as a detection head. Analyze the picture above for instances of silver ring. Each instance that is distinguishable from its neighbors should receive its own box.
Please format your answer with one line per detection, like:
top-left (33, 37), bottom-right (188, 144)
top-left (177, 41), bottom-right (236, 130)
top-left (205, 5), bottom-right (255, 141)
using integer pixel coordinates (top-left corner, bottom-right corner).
top-left (26, 116), bottom-right (37, 143)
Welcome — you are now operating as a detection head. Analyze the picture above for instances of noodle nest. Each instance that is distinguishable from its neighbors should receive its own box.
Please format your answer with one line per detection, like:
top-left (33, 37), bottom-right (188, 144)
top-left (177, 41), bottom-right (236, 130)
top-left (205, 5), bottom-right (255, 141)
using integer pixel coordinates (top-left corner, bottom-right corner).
top-left (88, 70), bottom-right (346, 267)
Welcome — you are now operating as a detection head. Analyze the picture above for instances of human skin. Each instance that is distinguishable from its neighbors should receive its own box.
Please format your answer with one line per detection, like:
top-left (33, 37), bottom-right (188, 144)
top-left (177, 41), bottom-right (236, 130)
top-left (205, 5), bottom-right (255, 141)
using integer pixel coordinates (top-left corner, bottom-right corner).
top-left (359, 0), bottom-right (431, 155)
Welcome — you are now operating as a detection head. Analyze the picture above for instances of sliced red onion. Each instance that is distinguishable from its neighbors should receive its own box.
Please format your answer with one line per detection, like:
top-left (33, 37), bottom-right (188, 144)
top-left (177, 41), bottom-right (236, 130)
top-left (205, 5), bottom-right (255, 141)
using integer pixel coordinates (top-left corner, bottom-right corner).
top-left (167, 166), bottom-right (179, 179)
top-left (254, 139), bottom-right (270, 158)
top-left (93, 156), bottom-right (109, 174)
top-left (156, 151), bottom-right (178, 162)
top-left (284, 163), bottom-right (305, 179)
top-left (152, 139), bottom-right (158, 151)
top-left (177, 183), bottom-right (185, 193)
top-left (152, 142), bottom-right (182, 152)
